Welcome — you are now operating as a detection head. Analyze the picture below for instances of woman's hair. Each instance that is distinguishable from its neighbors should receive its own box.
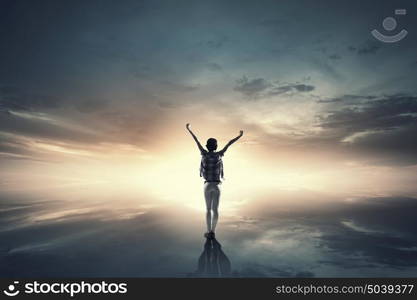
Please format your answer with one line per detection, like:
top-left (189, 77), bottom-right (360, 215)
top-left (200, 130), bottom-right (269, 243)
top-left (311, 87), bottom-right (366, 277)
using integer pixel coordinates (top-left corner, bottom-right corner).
top-left (206, 138), bottom-right (218, 151)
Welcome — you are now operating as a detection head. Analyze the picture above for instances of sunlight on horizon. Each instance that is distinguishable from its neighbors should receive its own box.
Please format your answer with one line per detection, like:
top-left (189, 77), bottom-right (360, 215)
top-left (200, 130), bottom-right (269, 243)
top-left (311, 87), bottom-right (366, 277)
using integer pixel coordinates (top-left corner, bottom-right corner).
top-left (3, 139), bottom-right (417, 218)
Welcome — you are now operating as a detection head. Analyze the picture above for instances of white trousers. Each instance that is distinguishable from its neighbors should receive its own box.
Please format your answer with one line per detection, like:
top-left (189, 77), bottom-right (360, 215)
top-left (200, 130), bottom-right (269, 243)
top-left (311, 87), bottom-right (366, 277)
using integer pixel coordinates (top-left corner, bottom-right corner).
top-left (204, 182), bottom-right (221, 232)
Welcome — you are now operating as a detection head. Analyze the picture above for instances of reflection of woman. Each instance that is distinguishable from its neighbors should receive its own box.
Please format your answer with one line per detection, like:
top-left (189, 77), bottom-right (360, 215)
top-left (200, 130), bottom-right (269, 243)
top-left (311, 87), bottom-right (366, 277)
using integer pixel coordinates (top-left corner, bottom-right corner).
top-left (186, 124), bottom-right (243, 239)
top-left (196, 238), bottom-right (231, 277)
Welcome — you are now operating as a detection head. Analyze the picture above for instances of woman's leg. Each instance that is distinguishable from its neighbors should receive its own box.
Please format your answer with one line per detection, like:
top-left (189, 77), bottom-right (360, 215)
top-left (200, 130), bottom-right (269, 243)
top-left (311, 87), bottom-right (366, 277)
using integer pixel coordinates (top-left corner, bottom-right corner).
top-left (211, 184), bottom-right (221, 232)
top-left (204, 183), bottom-right (213, 232)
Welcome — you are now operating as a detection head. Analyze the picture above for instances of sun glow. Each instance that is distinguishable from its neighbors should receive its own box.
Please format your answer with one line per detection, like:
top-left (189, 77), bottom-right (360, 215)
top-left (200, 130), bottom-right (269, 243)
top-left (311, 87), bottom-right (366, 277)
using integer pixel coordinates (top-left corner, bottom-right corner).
top-left (3, 137), bottom-right (416, 218)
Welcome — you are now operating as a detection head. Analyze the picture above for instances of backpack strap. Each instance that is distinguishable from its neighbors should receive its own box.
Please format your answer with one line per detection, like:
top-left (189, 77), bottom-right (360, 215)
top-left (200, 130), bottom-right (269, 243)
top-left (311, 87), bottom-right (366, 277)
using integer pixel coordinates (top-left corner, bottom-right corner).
top-left (200, 157), bottom-right (203, 177)
top-left (220, 159), bottom-right (224, 179)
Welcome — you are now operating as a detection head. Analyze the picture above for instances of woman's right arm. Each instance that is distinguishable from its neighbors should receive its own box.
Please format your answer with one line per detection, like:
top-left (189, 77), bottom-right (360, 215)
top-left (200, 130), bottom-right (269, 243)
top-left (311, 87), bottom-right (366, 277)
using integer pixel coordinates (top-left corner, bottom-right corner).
top-left (186, 123), bottom-right (205, 153)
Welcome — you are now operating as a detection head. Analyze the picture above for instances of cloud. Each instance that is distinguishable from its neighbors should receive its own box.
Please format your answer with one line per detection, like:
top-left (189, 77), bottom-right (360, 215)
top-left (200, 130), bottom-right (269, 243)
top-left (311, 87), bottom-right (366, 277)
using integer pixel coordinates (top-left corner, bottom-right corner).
top-left (0, 85), bottom-right (109, 115)
top-left (258, 18), bottom-right (286, 28)
top-left (204, 35), bottom-right (230, 49)
top-left (206, 63), bottom-right (223, 71)
top-left (319, 94), bottom-right (417, 132)
top-left (315, 93), bottom-right (417, 165)
top-left (234, 76), bottom-right (271, 98)
top-left (292, 84), bottom-right (315, 92)
top-left (159, 81), bottom-right (199, 93)
top-left (0, 132), bottom-right (38, 161)
top-left (309, 58), bottom-right (343, 80)
top-left (0, 86), bottom-right (60, 112)
top-left (0, 111), bottom-right (102, 145)
top-left (328, 54), bottom-right (341, 60)
top-left (317, 94), bottom-right (377, 104)
top-left (268, 83), bottom-right (315, 96)
top-left (1, 186), bottom-right (417, 277)
top-left (318, 197), bottom-right (417, 268)
top-left (345, 125), bottom-right (417, 166)
top-left (234, 76), bottom-right (315, 99)
top-left (348, 41), bottom-right (382, 55)
top-left (257, 18), bottom-right (290, 34)
top-left (74, 99), bottom-right (109, 114)
top-left (242, 194), bottom-right (417, 271)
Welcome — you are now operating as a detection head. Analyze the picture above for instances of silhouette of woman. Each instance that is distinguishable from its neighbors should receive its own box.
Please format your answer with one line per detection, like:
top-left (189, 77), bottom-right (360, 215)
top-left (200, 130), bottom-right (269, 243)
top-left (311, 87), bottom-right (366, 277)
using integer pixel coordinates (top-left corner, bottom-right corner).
top-left (186, 123), bottom-right (243, 239)
top-left (195, 238), bottom-right (231, 277)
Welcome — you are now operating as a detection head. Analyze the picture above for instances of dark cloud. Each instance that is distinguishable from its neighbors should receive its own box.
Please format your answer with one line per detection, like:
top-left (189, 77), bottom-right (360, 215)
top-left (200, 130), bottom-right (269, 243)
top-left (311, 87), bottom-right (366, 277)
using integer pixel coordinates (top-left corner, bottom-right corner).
top-left (258, 18), bottom-right (286, 28)
top-left (268, 83), bottom-right (315, 95)
top-left (243, 194), bottom-right (417, 271)
top-left (0, 133), bottom-right (38, 161)
top-left (319, 95), bottom-right (417, 132)
top-left (0, 86), bottom-right (20, 94)
top-left (74, 99), bottom-right (109, 114)
top-left (347, 125), bottom-right (417, 166)
top-left (257, 18), bottom-right (290, 34)
top-left (0, 85), bottom-right (108, 115)
top-left (131, 65), bottom-right (153, 79)
top-left (234, 76), bottom-right (315, 99)
top-left (205, 36), bottom-right (230, 49)
top-left (159, 81), bottom-right (199, 93)
top-left (314, 94), bottom-right (417, 165)
top-left (317, 94), bottom-right (377, 103)
top-left (292, 84), bottom-right (315, 92)
top-left (0, 86), bottom-right (60, 112)
top-left (317, 197), bottom-right (417, 268)
top-left (328, 54), bottom-right (341, 60)
top-left (206, 63), bottom-right (223, 71)
top-left (348, 41), bottom-right (382, 55)
top-left (234, 76), bottom-right (271, 98)
top-left (0, 111), bottom-right (101, 145)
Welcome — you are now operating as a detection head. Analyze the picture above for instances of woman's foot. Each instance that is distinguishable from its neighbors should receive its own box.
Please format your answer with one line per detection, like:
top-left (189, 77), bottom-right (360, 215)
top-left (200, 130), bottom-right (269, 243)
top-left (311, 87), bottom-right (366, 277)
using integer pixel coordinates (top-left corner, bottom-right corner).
top-left (204, 231), bottom-right (215, 239)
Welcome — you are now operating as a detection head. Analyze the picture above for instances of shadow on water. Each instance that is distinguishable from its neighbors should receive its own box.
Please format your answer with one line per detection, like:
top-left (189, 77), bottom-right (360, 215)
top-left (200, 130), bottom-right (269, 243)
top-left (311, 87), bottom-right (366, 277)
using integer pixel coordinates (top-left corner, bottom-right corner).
top-left (189, 238), bottom-right (232, 277)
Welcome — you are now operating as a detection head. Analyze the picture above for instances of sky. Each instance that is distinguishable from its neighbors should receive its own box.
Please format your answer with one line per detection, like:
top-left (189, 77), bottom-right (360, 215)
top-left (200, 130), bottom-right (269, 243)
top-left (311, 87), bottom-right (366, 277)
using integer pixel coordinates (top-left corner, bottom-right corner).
top-left (0, 1), bottom-right (417, 202)
top-left (1, 0), bottom-right (417, 278)
top-left (1, 0), bottom-right (417, 199)
top-left (0, 0), bottom-right (417, 204)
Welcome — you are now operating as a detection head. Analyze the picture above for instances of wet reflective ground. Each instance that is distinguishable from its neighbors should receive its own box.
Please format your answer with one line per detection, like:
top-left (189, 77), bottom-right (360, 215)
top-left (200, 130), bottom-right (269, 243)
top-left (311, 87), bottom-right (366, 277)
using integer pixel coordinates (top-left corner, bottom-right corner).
top-left (1, 190), bottom-right (417, 277)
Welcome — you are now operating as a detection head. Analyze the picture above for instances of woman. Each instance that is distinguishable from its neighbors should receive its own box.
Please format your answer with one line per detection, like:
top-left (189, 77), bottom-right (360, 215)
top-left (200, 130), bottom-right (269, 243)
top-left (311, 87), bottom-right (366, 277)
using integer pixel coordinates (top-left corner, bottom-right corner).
top-left (186, 123), bottom-right (243, 239)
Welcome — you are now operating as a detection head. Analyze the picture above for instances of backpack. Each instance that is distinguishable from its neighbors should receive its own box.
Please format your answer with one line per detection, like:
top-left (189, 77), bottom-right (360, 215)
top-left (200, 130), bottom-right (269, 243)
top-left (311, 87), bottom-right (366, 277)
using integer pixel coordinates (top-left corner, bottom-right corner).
top-left (200, 152), bottom-right (224, 182)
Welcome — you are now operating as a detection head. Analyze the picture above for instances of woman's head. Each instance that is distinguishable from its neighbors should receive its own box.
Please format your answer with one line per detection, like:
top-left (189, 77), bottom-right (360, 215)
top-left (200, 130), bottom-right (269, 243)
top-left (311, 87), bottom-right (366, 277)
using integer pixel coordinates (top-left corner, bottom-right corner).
top-left (206, 138), bottom-right (218, 151)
